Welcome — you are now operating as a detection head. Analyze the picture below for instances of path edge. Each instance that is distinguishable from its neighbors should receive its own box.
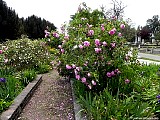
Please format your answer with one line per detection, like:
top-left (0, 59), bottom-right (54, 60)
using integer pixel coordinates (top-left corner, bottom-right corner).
top-left (0, 75), bottom-right (42, 120)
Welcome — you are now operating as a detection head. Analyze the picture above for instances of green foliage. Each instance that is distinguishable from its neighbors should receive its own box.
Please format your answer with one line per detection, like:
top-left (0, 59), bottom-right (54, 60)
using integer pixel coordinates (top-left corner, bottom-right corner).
top-left (0, 75), bottom-right (23, 113)
top-left (77, 89), bottom-right (157, 120)
top-left (35, 64), bottom-right (52, 74)
top-left (18, 69), bottom-right (36, 86)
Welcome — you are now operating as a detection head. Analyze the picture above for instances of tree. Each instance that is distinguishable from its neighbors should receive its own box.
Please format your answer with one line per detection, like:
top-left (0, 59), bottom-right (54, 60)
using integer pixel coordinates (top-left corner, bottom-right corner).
top-left (104, 0), bottom-right (126, 19)
top-left (146, 15), bottom-right (160, 34)
top-left (24, 15), bottom-right (56, 39)
top-left (120, 24), bottom-right (136, 42)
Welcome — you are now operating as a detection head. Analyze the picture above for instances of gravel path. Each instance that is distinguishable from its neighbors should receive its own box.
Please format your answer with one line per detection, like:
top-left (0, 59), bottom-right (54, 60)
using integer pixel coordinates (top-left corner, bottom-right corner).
top-left (18, 70), bottom-right (75, 120)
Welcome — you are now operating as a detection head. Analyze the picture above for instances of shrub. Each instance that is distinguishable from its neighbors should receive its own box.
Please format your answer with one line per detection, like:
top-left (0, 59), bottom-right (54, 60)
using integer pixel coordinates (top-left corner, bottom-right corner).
top-left (2, 38), bottom-right (50, 71)
top-left (35, 64), bottom-right (52, 74)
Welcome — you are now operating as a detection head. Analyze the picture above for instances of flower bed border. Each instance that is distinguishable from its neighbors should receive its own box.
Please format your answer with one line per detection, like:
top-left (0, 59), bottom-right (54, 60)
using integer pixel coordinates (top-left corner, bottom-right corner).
top-left (0, 75), bottom-right (42, 120)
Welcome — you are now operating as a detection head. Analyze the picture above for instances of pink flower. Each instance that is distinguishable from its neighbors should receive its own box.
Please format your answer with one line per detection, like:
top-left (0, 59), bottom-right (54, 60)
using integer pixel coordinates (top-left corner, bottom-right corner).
top-left (125, 79), bottom-right (130, 84)
top-left (0, 50), bottom-right (3, 54)
top-left (53, 32), bottom-right (59, 38)
top-left (4, 59), bottom-right (8, 63)
top-left (111, 43), bottom-right (116, 48)
top-left (118, 33), bottom-right (122, 37)
top-left (111, 71), bottom-right (115, 76)
top-left (108, 29), bottom-right (115, 35)
top-left (76, 67), bottom-right (81, 71)
top-left (76, 75), bottom-right (80, 80)
top-left (66, 65), bottom-right (72, 69)
top-left (107, 72), bottom-right (112, 77)
top-left (120, 24), bottom-right (125, 29)
top-left (114, 69), bottom-right (119, 73)
top-left (74, 69), bottom-right (78, 75)
top-left (88, 30), bottom-right (94, 36)
top-left (101, 24), bottom-right (104, 27)
top-left (79, 44), bottom-right (83, 49)
top-left (101, 26), bottom-right (105, 31)
top-left (94, 48), bottom-right (102, 53)
top-left (95, 39), bottom-right (101, 46)
top-left (83, 41), bottom-right (90, 47)
top-left (87, 73), bottom-right (91, 77)
top-left (57, 61), bottom-right (61, 66)
top-left (88, 85), bottom-right (92, 89)
top-left (91, 80), bottom-right (96, 85)
top-left (64, 36), bottom-right (69, 40)
top-left (102, 41), bottom-right (107, 46)
top-left (72, 64), bottom-right (76, 68)
top-left (58, 45), bottom-right (62, 49)
top-left (81, 77), bottom-right (86, 83)
top-left (60, 49), bottom-right (65, 53)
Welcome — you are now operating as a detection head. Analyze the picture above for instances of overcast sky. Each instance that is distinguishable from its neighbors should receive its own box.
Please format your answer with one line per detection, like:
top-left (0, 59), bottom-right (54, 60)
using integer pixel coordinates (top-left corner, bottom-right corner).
top-left (3, 0), bottom-right (160, 29)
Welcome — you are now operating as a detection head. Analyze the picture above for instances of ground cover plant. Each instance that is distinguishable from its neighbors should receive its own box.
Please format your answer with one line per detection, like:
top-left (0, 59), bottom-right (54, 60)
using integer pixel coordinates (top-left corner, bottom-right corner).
top-left (45, 3), bottom-right (160, 119)
top-left (0, 38), bottom-right (52, 113)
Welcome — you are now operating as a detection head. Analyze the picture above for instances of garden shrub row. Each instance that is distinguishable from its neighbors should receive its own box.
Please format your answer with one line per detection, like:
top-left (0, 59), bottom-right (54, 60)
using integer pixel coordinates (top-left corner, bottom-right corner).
top-left (0, 38), bottom-right (52, 113)
top-left (45, 3), bottom-right (160, 119)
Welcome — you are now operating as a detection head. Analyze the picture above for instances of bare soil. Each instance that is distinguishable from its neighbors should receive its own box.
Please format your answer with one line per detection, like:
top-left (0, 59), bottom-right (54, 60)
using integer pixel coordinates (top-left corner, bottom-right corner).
top-left (18, 69), bottom-right (75, 120)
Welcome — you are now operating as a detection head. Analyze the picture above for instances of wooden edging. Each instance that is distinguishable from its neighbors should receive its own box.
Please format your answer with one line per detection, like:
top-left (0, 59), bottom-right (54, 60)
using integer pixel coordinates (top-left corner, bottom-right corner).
top-left (0, 75), bottom-right (42, 120)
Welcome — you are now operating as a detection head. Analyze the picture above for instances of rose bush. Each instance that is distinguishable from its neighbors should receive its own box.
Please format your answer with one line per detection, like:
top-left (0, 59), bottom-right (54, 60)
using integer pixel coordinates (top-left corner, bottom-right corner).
top-left (46, 3), bottom-right (160, 119)
top-left (45, 4), bottom-right (143, 96)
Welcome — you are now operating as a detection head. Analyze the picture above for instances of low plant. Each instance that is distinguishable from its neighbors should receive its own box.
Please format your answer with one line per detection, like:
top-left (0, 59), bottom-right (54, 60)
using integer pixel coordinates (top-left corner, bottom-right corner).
top-left (0, 76), bottom-right (23, 113)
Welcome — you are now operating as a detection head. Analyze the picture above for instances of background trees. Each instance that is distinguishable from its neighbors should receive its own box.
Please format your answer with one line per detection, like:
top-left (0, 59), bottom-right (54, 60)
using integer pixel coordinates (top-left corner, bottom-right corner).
top-left (0, 0), bottom-right (56, 42)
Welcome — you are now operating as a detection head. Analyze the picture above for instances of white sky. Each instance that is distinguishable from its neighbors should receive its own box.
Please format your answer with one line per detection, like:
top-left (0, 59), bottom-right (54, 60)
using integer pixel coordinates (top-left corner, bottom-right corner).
top-left (3, 0), bottom-right (160, 29)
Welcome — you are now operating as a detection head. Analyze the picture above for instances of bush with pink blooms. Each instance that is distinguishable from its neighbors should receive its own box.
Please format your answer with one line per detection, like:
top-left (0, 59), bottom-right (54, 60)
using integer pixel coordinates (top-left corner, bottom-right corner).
top-left (54, 9), bottom-right (139, 95)
top-left (46, 3), bottom-right (160, 119)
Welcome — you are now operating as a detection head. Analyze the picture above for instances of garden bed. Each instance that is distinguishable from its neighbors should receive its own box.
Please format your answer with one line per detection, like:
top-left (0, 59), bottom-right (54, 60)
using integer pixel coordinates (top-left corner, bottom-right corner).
top-left (0, 75), bottom-right (42, 120)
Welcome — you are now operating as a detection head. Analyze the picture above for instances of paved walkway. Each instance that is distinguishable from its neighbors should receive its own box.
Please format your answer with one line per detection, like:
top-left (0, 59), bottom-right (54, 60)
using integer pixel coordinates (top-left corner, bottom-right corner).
top-left (138, 53), bottom-right (160, 61)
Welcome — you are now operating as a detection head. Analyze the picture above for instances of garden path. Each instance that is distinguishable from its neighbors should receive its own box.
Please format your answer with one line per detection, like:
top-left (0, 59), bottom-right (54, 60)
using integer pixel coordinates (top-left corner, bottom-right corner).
top-left (138, 53), bottom-right (160, 61)
top-left (18, 69), bottom-right (75, 120)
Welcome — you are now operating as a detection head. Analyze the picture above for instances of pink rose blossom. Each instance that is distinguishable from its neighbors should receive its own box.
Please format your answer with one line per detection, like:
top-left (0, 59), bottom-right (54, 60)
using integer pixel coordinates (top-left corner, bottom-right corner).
top-left (66, 65), bottom-right (72, 69)
top-left (60, 49), bottom-right (65, 53)
top-left (111, 43), bottom-right (116, 48)
top-left (102, 41), bottom-right (107, 46)
top-left (111, 71), bottom-right (115, 76)
top-left (83, 41), bottom-right (90, 47)
top-left (79, 44), bottom-right (83, 49)
top-left (74, 69), bottom-right (78, 75)
top-left (88, 85), bottom-right (92, 89)
top-left (88, 30), bottom-right (94, 36)
top-left (4, 59), bottom-right (8, 63)
top-left (76, 67), bottom-right (81, 71)
top-left (87, 73), bottom-right (91, 77)
top-left (81, 77), bottom-right (86, 83)
top-left (94, 48), bottom-right (102, 53)
top-left (91, 80), bottom-right (96, 85)
top-left (72, 64), bottom-right (76, 68)
top-left (0, 50), bottom-right (3, 54)
top-left (58, 45), bottom-right (62, 49)
top-left (114, 69), bottom-right (119, 73)
top-left (95, 39), bottom-right (101, 46)
top-left (120, 24), bottom-right (125, 29)
top-left (107, 72), bottom-right (112, 77)
top-left (64, 36), bottom-right (69, 40)
top-left (108, 29), bottom-right (115, 35)
top-left (118, 33), bottom-right (122, 37)
top-left (76, 75), bottom-right (80, 80)
top-left (125, 79), bottom-right (130, 84)
top-left (101, 26), bottom-right (105, 31)
top-left (53, 32), bottom-right (59, 38)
